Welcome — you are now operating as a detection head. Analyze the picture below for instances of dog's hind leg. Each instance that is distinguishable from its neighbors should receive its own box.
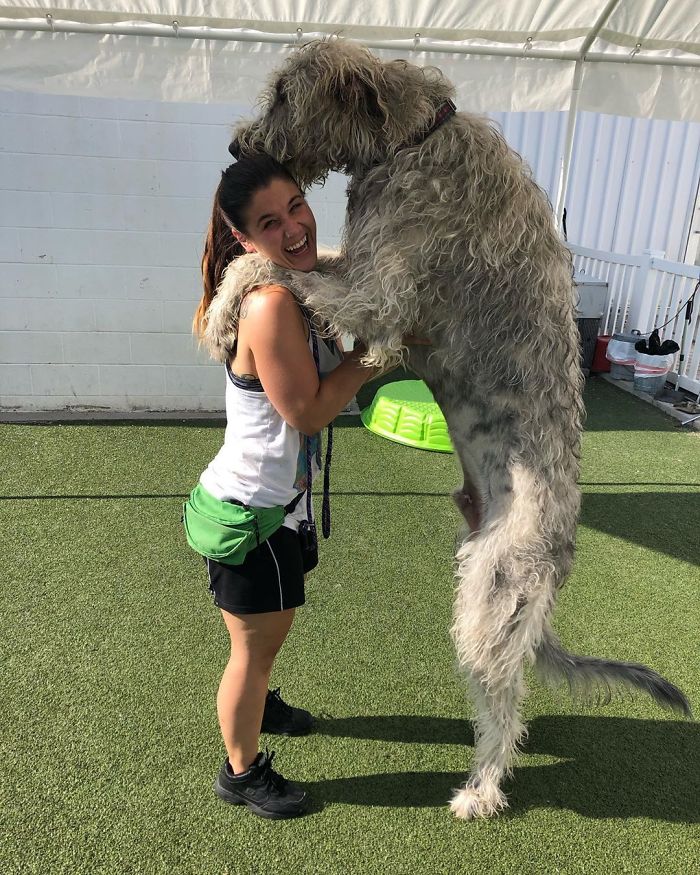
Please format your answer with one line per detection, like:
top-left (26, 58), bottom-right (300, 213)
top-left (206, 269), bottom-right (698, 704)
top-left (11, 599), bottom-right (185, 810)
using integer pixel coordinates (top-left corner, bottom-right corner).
top-left (450, 665), bottom-right (527, 819)
top-left (448, 462), bottom-right (556, 819)
top-left (449, 559), bottom-right (531, 818)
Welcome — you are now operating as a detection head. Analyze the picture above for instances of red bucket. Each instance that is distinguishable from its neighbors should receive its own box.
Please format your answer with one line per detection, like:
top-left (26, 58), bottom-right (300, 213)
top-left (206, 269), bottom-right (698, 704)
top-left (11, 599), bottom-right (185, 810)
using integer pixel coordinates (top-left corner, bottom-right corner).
top-left (591, 335), bottom-right (612, 373)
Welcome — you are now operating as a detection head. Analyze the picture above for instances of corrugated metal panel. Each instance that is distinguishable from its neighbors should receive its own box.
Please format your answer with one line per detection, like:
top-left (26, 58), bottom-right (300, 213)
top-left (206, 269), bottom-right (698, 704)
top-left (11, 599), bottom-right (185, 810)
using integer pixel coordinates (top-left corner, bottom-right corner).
top-left (565, 113), bottom-right (700, 260)
top-left (486, 110), bottom-right (700, 262)
top-left (307, 110), bottom-right (700, 264)
top-left (488, 110), bottom-right (566, 204)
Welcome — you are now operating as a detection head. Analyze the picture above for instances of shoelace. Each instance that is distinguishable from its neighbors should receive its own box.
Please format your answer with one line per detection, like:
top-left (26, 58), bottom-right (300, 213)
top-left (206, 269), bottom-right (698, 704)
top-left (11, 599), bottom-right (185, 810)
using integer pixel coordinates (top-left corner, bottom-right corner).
top-left (268, 687), bottom-right (293, 717)
top-left (257, 749), bottom-right (287, 793)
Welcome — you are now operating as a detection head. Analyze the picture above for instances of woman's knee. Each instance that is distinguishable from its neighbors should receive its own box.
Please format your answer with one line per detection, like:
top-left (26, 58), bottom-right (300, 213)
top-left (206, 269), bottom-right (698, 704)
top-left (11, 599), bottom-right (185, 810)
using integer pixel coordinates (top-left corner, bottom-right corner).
top-left (223, 607), bottom-right (295, 668)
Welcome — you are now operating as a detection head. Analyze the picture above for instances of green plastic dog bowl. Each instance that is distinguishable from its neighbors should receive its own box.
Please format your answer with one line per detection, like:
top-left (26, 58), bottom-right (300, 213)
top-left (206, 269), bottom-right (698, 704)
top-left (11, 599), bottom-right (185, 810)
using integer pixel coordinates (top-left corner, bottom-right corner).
top-left (360, 380), bottom-right (453, 453)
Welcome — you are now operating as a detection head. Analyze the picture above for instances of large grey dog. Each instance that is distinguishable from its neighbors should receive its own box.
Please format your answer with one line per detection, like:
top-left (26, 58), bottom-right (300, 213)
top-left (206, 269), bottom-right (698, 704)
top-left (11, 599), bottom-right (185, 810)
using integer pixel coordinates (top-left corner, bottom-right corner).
top-left (228, 39), bottom-right (691, 818)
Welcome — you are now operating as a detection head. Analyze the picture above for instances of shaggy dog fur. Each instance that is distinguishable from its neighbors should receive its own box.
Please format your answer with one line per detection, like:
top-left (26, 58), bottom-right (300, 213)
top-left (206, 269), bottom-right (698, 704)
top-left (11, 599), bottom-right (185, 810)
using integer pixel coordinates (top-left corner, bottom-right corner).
top-left (224, 39), bottom-right (691, 819)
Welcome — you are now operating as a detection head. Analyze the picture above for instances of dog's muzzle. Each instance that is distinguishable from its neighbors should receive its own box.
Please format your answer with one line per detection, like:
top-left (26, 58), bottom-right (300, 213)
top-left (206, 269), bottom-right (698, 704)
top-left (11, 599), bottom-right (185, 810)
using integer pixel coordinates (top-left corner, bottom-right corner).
top-left (228, 139), bottom-right (242, 159)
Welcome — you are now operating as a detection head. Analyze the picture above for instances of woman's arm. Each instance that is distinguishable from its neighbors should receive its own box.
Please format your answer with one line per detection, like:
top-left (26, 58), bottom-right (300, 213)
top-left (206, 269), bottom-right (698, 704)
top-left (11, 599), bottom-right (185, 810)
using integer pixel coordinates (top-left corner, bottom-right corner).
top-left (242, 286), bottom-right (377, 436)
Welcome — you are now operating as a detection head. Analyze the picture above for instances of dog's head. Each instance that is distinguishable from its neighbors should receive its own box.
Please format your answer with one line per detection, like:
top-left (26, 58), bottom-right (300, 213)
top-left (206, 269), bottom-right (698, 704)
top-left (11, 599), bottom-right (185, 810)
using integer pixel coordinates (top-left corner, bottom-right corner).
top-left (230, 38), bottom-right (453, 187)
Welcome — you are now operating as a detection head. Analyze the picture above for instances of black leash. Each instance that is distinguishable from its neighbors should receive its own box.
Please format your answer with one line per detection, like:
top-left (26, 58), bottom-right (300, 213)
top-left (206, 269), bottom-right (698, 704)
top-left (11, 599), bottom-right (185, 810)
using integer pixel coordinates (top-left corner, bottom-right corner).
top-left (653, 279), bottom-right (697, 332)
top-left (305, 325), bottom-right (333, 539)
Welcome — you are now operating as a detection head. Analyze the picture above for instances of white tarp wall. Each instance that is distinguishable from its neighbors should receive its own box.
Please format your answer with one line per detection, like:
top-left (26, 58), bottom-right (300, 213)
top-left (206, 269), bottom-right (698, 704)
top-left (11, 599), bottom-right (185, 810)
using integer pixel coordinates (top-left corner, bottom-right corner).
top-left (2, 2), bottom-right (699, 120)
top-left (1, 1), bottom-right (699, 413)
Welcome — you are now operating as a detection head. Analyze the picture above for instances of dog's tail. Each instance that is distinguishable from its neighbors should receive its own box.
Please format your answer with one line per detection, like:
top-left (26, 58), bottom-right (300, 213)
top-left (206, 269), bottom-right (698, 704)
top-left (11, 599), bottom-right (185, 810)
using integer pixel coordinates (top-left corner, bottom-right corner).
top-left (534, 626), bottom-right (692, 717)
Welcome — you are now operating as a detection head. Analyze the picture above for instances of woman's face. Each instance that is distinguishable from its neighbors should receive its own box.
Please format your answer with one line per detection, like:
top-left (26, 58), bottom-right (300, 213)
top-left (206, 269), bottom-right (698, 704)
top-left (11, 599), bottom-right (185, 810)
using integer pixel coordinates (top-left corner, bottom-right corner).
top-left (233, 177), bottom-right (318, 272)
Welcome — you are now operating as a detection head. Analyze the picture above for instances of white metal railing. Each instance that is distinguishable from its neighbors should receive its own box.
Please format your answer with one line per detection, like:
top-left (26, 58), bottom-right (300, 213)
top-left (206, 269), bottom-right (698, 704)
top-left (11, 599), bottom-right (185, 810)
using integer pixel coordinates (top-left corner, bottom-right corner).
top-left (570, 243), bottom-right (700, 395)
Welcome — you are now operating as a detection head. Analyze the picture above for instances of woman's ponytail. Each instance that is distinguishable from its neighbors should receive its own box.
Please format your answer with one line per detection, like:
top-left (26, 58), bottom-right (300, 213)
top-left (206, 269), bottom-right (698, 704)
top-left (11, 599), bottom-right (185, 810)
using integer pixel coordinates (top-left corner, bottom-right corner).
top-left (193, 187), bottom-right (244, 339)
top-left (193, 156), bottom-right (299, 339)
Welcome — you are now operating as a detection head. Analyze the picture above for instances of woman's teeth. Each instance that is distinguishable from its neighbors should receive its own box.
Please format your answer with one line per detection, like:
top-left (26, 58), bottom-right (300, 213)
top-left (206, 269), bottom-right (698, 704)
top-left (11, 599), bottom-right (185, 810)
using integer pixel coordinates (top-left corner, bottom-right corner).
top-left (285, 235), bottom-right (308, 253)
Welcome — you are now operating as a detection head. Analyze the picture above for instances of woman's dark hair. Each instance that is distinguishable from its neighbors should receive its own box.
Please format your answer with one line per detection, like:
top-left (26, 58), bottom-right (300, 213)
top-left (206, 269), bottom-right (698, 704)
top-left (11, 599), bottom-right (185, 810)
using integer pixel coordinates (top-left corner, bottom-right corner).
top-left (194, 155), bottom-right (299, 338)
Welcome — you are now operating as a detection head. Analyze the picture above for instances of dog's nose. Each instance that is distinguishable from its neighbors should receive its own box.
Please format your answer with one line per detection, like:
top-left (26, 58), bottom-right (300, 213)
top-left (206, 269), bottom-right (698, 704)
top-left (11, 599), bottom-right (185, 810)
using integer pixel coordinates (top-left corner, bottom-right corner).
top-left (228, 139), bottom-right (241, 159)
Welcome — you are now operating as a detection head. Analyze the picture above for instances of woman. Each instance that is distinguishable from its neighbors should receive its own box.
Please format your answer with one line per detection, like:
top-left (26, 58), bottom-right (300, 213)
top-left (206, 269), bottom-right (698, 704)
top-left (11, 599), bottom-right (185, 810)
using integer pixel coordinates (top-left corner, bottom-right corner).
top-left (190, 155), bottom-right (385, 820)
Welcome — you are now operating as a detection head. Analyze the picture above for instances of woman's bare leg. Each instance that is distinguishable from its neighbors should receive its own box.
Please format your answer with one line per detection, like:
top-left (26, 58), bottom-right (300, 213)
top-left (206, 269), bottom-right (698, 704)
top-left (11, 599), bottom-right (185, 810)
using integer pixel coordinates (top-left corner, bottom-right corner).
top-left (217, 607), bottom-right (295, 773)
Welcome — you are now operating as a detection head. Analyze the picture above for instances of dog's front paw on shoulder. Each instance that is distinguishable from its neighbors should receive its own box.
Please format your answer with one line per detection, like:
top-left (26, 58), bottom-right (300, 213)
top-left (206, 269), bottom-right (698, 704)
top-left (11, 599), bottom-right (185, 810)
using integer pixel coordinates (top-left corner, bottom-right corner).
top-left (449, 781), bottom-right (508, 820)
top-left (360, 339), bottom-right (404, 371)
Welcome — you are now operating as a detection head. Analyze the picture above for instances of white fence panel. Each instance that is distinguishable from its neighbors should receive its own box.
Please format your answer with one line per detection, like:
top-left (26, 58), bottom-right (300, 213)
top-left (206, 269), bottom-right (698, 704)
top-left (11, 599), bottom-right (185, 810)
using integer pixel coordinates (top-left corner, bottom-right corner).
top-left (570, 244), bottom-right (700, 394)
top-left (648, 258), bottom-right (700, 395)
top-left (570, 246), bottom-right (645, 335)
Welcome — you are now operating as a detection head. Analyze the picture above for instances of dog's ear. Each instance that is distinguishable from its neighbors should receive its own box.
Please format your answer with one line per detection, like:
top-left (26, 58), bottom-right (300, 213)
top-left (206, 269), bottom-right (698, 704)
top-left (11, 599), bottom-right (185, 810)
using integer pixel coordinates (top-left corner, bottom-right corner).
top-left (273, 76), bottom-right (287, 106)
top-left (333, 70), bottom-right (385, 122)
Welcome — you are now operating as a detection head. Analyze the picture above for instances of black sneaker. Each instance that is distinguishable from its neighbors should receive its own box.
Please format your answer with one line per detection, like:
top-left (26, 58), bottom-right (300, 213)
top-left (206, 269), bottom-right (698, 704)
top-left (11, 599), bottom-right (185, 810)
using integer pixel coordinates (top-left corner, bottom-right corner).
top-left (213, 750), bottom-right (307, 819)
top-left (261, 687), bottom-right (315, 736)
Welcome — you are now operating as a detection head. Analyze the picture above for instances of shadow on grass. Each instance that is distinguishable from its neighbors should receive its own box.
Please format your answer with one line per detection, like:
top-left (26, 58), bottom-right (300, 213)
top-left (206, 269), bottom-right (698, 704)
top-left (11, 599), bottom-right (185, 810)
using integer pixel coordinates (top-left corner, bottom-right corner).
top-left (1, 418), bottom-right (226, 428)
top-left (0, 493), bottom-right (189, 500)
top-left (318, 714), bottom-right (474, 745)
top-left (309, 715), bottom-right (699, 822)
top-left (4, 491), bottom-right (698, 568)
top-left (580, 491), bottom-right (700, 565)
top-left (582, 380), bottom-right (673, 432)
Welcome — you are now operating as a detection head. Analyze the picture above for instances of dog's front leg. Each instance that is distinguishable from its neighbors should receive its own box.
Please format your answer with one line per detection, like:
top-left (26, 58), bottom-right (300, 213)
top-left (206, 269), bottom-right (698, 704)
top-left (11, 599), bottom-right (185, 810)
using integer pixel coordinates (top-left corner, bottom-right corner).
top-left (338, 211), bottom-right (427, 368)
top-left (307, 245), bottom-right (420, 369)
top-left (297, 266), bottom-right (401, 369)
top-left (298, 268), bottom-right (354, 333)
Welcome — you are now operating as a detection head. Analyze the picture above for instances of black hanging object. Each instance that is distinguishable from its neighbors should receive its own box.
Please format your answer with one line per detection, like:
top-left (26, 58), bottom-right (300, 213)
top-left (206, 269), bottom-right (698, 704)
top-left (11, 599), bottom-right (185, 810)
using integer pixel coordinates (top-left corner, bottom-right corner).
top-left (647, 329), bottom-right (662, 355)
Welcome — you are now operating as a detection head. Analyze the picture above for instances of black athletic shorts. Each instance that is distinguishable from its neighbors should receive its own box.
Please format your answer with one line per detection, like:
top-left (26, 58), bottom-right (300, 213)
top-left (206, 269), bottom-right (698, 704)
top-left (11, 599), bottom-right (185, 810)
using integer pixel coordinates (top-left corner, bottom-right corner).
top-left (204, 525), bottom-right (317, 615)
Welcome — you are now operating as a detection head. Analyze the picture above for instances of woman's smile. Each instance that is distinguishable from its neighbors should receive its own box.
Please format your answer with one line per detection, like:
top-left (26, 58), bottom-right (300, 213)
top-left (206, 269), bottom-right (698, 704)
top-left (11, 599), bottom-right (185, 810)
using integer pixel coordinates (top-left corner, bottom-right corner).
top-left (236, 177), bottom-right (318, 272)
top-left (284, 233), bottom-right (309, 254)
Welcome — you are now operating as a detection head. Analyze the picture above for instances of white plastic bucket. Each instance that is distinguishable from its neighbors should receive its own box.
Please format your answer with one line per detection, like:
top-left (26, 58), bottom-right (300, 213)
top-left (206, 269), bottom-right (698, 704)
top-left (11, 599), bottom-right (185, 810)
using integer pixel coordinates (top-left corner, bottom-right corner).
top-left (606, 332), bottom-right (641, 380)
top-left (633, 352), bottom-right (674, 396)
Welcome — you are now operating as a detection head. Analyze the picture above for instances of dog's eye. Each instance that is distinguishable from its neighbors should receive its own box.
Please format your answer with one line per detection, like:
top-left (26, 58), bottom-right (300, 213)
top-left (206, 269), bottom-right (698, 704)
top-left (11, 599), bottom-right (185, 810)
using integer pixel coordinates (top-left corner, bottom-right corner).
top-left (275, 79), bottom-right (287, 104)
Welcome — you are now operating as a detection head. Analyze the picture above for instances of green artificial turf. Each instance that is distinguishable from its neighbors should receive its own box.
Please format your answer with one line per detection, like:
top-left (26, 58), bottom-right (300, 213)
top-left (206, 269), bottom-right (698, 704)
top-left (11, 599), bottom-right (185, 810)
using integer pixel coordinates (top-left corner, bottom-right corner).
top-left (1, 378), bottom-right (698, 875)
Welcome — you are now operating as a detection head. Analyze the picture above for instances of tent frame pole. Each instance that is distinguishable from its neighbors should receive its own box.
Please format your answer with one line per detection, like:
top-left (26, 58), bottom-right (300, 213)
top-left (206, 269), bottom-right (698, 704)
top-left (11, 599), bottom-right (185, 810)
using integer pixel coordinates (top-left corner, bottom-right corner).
top-left (0, 13), bottom-right (699, 69)
top-left (555, 0), bottom-right (622, 231)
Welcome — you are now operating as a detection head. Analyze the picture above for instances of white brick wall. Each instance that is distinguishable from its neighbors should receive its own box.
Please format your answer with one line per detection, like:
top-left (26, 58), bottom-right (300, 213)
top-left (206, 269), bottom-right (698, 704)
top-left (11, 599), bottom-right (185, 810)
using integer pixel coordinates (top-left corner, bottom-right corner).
top-left (5, 88), bottom-right (694, 415)
top-left (0, 89), bottom-right (348, 413)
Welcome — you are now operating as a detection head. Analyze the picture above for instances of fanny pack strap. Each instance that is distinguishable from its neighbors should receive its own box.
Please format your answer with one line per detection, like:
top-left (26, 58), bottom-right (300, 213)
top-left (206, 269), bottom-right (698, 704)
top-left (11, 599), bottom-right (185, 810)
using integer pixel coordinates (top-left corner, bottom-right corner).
top-left (226, 491), bottom-right (303, 545)
top-left (306, 324), bottom-right (333, 539)
top-left (284, 491), bottom-right (305, 515)
top-left (228, 492), bottom-right (303, 514)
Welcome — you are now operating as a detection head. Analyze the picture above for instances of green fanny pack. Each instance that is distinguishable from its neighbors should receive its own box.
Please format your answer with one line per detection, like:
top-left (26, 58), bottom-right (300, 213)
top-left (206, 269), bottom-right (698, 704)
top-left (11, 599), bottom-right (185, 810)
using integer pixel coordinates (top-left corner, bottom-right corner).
top-left (183, 482), bottom-right (302, 566)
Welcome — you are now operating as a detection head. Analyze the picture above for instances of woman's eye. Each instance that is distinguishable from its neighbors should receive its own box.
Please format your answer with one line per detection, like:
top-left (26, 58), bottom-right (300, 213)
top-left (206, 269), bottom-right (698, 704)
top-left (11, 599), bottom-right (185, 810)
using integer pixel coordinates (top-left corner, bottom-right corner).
top-left (264, 219), bottom-right (279, 230)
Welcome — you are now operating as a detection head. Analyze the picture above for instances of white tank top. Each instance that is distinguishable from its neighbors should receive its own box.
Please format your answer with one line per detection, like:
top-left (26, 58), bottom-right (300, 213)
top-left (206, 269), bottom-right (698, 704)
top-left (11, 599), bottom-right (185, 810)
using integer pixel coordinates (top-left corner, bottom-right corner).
top-left (199, 314), bottom-right (343, 531)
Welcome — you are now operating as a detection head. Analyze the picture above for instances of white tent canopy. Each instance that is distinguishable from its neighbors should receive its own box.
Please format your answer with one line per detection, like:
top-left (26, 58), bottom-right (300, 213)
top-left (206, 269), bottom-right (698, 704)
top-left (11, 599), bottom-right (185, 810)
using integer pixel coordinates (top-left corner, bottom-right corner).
top-left (1, 1), bottom-right (699, 120)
